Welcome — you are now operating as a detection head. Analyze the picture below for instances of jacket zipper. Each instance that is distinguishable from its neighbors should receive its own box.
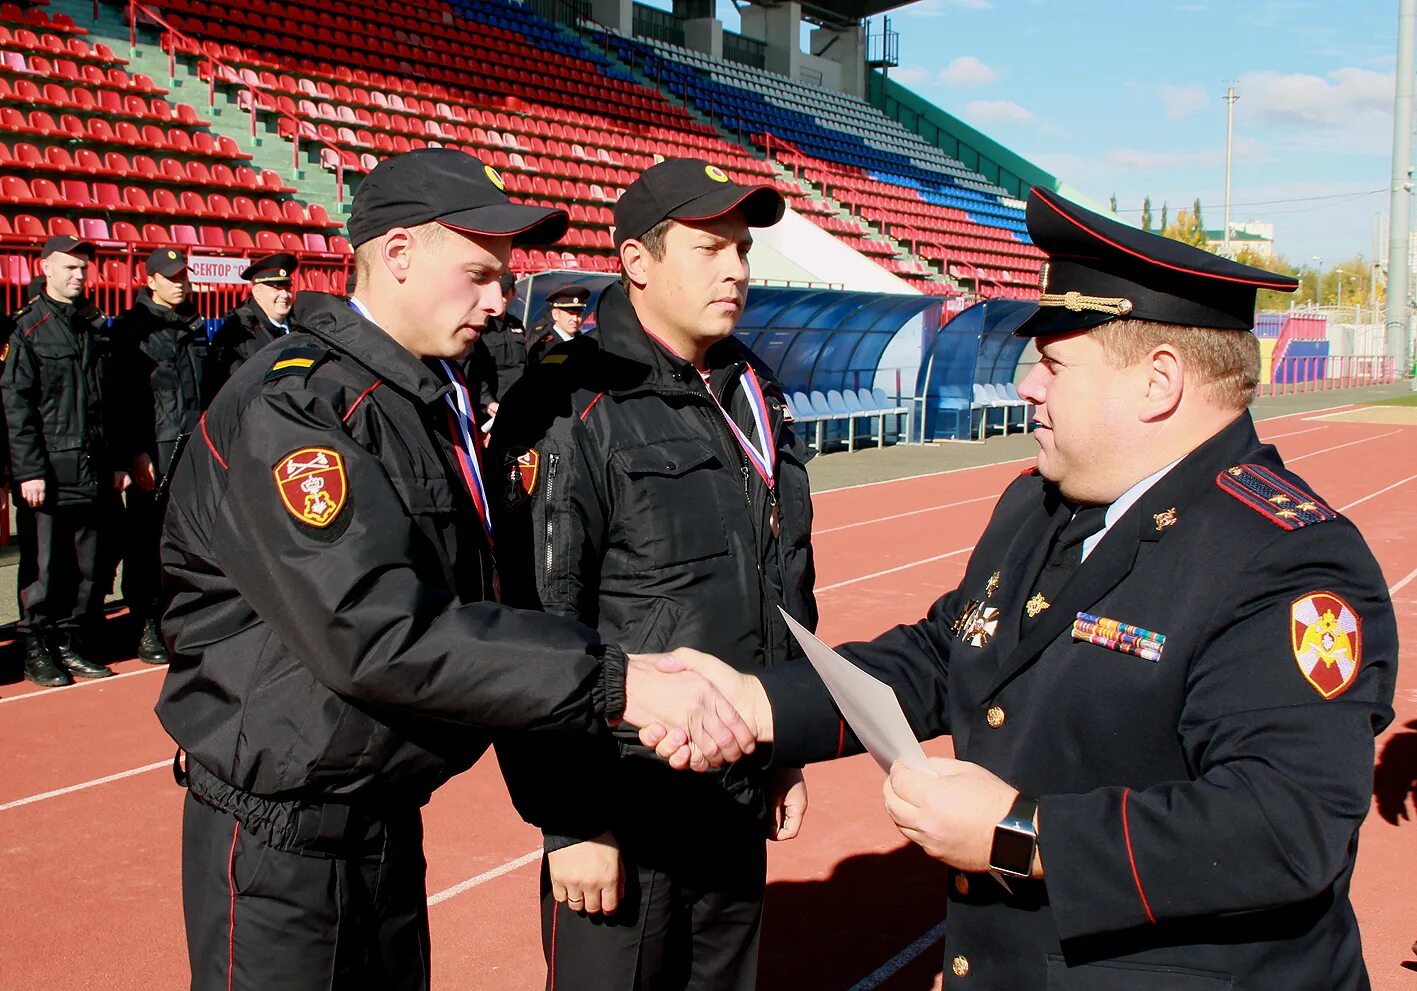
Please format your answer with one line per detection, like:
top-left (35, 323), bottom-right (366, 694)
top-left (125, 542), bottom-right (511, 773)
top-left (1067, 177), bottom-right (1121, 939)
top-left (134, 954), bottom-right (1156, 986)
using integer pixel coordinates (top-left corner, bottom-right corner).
top-left (543, 451), bottom-right (560, 585)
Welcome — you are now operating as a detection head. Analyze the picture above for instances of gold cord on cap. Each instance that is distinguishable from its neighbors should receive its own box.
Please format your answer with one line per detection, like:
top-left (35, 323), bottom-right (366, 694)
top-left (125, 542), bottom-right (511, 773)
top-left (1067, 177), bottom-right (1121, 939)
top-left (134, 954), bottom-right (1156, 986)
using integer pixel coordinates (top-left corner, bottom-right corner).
top-left (1037, 290), bottom-right (1134, 317)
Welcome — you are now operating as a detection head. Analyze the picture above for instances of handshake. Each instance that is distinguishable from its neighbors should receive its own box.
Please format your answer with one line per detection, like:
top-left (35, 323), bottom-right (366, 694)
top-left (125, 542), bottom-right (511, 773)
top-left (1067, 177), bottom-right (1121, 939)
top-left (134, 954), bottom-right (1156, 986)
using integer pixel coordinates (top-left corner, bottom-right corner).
top-left (621, 648), bottom-right (775, 772)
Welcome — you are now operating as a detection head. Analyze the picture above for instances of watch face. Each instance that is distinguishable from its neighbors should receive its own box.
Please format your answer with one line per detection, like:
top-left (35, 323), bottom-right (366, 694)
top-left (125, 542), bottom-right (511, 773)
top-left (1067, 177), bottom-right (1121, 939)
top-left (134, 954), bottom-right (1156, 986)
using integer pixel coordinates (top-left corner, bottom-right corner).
top-left (990, 824), bottom-right (1036, 876)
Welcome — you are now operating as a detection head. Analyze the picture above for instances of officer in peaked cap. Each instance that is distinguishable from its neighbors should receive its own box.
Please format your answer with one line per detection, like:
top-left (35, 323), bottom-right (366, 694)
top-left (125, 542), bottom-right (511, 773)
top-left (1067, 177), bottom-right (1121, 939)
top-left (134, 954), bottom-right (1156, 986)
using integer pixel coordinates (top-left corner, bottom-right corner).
top-left (526, 284), bottom-right (593, 365)
top-left (655, 187), bottom-right (1397, 989)
top-left (156, 146), bottom-right (756, 991)
top-left (203, 252), bottom-right (301, 398)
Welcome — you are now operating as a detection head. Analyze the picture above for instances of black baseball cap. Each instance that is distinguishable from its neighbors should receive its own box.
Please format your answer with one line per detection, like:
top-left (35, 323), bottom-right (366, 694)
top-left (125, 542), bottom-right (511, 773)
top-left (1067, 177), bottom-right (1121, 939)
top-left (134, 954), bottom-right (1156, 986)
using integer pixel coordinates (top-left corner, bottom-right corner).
top-left (1016, 188), bottom-right (1298, 337)
top-left (145, 246), bottom-right (187, 279)
top-left (42, 234), bottom-right (95, 259)
top-left (348, 148), bottom-right (569, 249)
top-left (613, 158), bottom-right (785, 248)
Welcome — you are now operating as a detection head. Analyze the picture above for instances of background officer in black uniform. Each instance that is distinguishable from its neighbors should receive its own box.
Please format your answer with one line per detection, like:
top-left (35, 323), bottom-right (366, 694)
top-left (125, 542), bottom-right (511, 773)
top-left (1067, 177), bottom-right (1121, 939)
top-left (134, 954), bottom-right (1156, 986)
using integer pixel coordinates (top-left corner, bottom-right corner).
top-left (526, 284), bottom-right (590, 365)
top-left (2, 235), bottom-right (127, 686)
top-left (156, 148), bottom-right (757, 991)
top-left (650, 188), bottom-right (1399, 990)
top-left (464, 272), bottom-right (528, 420)
top-left (492, 158), bottom-right (817, 991)
top-left (109, 246), bottom-right (209, 664)
top-left (202, 252), bottom-right (298, 398)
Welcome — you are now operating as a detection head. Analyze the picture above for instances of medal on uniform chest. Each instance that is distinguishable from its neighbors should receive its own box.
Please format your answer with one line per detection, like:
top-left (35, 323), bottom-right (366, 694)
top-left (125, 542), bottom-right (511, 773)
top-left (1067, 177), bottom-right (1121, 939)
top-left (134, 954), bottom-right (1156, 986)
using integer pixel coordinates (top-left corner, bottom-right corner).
top-left (985, 571), bottom-right (1001, 598)
top-left (769, 496), bottom-right (781, 539)
top-left (952, 599), bottom-right (999, 647)
top-left (705, 365), bottom-right (780, 537)
top-left (1025, 592), bottom-right (1050, 618)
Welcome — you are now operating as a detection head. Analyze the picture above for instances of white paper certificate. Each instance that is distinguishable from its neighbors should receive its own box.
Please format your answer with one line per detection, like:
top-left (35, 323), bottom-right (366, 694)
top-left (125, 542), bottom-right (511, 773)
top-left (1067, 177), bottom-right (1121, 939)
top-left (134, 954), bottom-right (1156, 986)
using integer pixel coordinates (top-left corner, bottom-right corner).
top-left (778, 607), bottom-right (932, 774)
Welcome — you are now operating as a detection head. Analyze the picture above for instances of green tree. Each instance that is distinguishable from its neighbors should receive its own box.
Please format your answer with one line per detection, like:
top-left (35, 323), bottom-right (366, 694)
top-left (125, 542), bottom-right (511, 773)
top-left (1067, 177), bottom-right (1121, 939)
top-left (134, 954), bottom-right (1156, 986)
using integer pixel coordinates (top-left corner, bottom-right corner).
top-left (1110, 192), bottom-right (1118, 214)
top-left (1160, 202), bottom-right (1169, 232)
top-left (1141, 195), bottom-right (1153, 232)
top-left (1162, 207), bottom-right (1208, 247)
top-left (1192, 197), bottom-right (1205, 233)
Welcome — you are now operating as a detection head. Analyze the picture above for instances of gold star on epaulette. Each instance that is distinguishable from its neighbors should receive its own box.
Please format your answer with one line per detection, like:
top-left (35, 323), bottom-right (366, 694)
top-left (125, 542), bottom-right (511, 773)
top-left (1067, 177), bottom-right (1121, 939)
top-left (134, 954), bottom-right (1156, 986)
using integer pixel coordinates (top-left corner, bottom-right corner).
top-left (1269, 494), bottom-right (1291, 505)
top-left (1276, 509), bottom-right (1299, 520)
top-left (1296, 501), bottom-right (1318, 512)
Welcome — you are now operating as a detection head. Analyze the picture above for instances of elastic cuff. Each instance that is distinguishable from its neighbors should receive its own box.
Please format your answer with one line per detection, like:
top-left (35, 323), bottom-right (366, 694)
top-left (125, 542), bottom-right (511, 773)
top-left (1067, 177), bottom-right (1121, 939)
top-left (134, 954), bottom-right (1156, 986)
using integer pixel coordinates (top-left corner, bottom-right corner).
top-left (592, 643), bottom-right (627, 724)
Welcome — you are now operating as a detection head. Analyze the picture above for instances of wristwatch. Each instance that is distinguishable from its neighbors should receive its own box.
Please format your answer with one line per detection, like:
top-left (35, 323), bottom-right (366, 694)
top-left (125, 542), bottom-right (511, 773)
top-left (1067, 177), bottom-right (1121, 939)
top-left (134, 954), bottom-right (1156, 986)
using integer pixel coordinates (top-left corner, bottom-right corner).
top-left (989, 793), bottom-right (1039, 878)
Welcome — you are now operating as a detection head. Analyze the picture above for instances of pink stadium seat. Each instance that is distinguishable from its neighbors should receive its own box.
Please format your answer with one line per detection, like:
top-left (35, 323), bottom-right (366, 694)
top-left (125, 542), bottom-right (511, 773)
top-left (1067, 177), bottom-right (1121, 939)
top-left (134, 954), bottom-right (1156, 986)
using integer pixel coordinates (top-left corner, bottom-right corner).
top-left (302, 233), bottom-right (328, 252)
top-left (79, 218), bottom-right (110, 242)
top-left (170, 224), bottom-right (199, 246)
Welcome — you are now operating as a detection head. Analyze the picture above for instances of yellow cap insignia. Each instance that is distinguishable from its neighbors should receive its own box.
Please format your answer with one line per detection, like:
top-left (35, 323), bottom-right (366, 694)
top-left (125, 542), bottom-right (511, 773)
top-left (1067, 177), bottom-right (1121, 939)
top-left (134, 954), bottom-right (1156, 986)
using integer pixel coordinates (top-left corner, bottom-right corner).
top-left (485, 164), bottom-right (506, 191)
top-left (167, 250), bottom-right (177, 259)
top-left (705, 165), bottom-right (729, 183)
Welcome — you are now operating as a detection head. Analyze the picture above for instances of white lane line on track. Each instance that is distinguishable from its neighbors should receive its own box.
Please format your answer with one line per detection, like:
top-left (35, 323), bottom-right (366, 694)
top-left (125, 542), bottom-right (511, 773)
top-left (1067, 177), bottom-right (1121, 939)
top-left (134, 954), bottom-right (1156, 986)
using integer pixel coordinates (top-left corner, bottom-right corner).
top-left (1285, 429), bottom-right (1401, 464)
top-left (816, 547), bottom-right (974, 593)
top-left (815, 495), bottom-right (997, 535)
top-left (0, 759), bottom-right (170, 812)
top-left (1338, 473), bottom-right (1417, 513)
top-left (1389, 565), bottom-right (1417, 597)
top-left (1259, 425), bottom-right (1326, 442)
top-left (847, 918), bottom-right (950, 991)
top-left (427, 848), bottom-right (542, 906)
top-left (0, 664), bottom-right (164, 704)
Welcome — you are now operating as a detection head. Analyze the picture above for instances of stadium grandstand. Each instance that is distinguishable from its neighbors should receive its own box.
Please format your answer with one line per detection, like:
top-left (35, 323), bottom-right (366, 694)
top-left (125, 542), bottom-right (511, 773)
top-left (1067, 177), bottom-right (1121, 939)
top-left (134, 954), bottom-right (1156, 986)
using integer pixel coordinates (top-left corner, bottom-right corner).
top-left (0, 0), bottom-right (1397, 443)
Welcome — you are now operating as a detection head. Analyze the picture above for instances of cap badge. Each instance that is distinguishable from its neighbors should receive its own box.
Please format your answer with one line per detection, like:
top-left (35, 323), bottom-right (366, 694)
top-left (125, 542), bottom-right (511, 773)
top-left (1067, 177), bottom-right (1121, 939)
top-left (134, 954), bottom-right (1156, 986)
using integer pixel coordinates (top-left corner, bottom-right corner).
top-left (1291, 592), bottom-right (1361, 699)
top-left (167, 250), bottom-right (177, 260)
top-left (1038, 290), bottom-right (1134, 317)
top-left (278, 269), bottom-right (287, 277)
top-left (704, 165), bottom-right (729, 183)
top-left (274, 447), bottom-right (348, 528)
top-left (484, 164), bottom-right (506, 191)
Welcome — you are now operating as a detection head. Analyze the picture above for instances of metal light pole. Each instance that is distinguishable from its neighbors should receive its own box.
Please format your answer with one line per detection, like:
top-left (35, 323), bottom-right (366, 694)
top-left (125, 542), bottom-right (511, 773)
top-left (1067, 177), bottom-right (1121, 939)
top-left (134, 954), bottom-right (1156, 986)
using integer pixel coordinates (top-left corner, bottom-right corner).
top-left (1386, 0), bottom-right (1415, 386)
top-left (1223, 85), bottom-right (1239, 258)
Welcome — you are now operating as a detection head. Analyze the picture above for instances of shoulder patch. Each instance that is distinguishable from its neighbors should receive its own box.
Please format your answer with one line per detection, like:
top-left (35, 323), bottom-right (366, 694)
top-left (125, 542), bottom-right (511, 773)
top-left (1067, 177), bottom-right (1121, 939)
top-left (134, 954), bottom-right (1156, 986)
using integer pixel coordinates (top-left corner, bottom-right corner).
top-left (1291, 591), bottom-right (1361, 698)
top-left (274, 447), bottom-right (348, 528)
top-left (500, 447), bottom-right (539, 509)
top-left (1216, 464), bottom-right (1336, 530)
top-left (264, 345), bottom-right (329, 385)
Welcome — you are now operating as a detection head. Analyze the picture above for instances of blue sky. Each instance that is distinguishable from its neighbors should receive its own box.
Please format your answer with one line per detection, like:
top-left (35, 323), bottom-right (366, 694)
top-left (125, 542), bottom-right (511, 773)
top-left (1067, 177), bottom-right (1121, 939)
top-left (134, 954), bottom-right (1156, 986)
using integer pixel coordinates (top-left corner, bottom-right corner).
top-left (689, 0), bottom-right (1401, 266)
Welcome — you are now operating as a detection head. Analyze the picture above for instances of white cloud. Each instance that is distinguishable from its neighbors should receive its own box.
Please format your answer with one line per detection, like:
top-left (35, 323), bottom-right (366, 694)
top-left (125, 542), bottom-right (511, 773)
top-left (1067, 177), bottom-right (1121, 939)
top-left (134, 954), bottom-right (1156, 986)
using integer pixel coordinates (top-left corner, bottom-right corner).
top-left (938, 55), bottom-right (1001, 87)
top-left (1159, 83), bottom-right (1208, 121)
top-left (962, 99), bottom-right (1034, 124)
top-left (1106, 147), bottom-right (1224, 171)
top-left (1236, 67), bottom-right (1392, 152)
top-left (891, 66), bottom-right (930, 85)
top-left (901, 0), bottom-right (992, 16)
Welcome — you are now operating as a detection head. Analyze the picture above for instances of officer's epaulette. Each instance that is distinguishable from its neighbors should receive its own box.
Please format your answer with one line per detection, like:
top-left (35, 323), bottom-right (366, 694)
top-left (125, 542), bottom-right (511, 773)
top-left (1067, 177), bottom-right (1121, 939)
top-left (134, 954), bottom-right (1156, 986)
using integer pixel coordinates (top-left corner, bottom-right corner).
top-left (1216, 463), bottom-right (1337, 530)
top-left (264, 344), bottom-right (329, 384)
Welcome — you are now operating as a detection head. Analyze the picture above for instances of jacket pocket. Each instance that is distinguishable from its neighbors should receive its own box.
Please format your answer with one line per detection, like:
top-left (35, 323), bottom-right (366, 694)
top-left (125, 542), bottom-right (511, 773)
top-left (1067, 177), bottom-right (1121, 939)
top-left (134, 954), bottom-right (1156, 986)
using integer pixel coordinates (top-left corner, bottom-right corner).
top-left (614, 438), bottom-right (730, 567)
top-left (1046, 955), bottom-right (1234, 990)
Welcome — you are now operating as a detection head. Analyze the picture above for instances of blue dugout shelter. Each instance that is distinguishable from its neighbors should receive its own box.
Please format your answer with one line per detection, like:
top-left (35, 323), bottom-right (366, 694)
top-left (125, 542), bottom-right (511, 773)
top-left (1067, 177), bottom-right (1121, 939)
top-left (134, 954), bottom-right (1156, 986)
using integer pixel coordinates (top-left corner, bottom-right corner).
top-left (916, 299), bottom-right (1035, 440)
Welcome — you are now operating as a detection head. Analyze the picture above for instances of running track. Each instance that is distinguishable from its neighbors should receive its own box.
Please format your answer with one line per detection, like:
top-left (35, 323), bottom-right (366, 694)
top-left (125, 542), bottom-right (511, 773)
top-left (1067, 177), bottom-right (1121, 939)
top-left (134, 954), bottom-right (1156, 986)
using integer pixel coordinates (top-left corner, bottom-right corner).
top-left (2, 400), bottom-right (1414, 990)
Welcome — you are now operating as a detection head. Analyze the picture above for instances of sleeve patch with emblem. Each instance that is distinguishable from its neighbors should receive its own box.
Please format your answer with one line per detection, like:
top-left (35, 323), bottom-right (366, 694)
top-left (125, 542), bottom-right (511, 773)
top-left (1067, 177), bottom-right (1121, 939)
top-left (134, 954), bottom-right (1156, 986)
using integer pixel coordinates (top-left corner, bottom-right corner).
top-left (274, 447), bottom-right (348, 527)
top-left (1291, 591), bottom-right (1361, 699)
top-left (501, 447), bottom-right (539, 509)
top-left (1216, 464), bottom-right (1336, 529)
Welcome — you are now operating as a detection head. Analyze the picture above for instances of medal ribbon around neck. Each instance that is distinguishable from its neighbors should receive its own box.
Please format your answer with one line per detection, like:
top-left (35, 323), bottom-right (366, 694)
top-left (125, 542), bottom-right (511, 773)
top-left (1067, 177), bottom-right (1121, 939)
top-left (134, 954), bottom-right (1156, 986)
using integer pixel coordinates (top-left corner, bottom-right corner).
top-left (705, 365), bottom-right (777, 493)
top-left (437, 359), bottom-right (493, 541)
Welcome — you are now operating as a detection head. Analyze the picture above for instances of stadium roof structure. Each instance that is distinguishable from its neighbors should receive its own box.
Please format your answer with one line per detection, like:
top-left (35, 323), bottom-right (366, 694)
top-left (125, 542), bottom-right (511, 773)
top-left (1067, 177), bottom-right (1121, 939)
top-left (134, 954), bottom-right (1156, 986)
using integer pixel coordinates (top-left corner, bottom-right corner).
top-left (737, 0), bottom-right (916, 30)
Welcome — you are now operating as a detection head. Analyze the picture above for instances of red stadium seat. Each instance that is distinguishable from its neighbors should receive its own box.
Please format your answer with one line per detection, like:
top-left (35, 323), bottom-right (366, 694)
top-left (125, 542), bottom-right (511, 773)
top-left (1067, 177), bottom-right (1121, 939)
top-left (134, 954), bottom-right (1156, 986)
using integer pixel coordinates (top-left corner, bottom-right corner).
top-left (281, 201), bottom-right (306, 225)
top-left (112, 221), bottom-right (141, 243)
top-left (31, 178), bottom-right (61, 205)
top-left (179, 190), bottom-right (206, 216)
top-left (257, 199), bottom-right (282, 224)
top-left (228, 229), bottom-right (255, 249)
top-left (328, 235), bottom-right (351, 254)
top-left (279, 232), bottom-right (303, 252)
top-left (93, 182), bottom-right (122, 208)
top-left (15, 214), bottom-right (45, 237)
top-left (186, 161), bottom-right (212, 186)
top-left (0, 176), bottom-right (31, 204)
top-left (167, 130), bottom-right (193, 154)
top-left (255, 230), bottom-right (282, 250)
top-left (61, 179), bottom-right (92, 207)
top-left (160, 159), bottom-right (185, 183)
top-left (141, 222), bottom-right (170, 244)
top-left (152, 188), bottom-right (180, 213)
top-left (48, 216), bottom-right (79, 237)
top-left (232, 195), bottom-right (258, 221)
top-left (198, 226), bottom-right (227, 248)
top-left (207, 193), bottom-right (232, 218)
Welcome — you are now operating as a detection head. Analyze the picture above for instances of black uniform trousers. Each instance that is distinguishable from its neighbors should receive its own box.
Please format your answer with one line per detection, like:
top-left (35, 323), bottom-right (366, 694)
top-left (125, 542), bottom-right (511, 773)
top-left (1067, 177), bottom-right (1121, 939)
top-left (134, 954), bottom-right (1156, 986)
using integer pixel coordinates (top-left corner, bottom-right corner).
top-left (15, 501), bottom-right (108, 637)
top-left (539, 795), bottom-right (767, 991)
top-left (181, 780), bottom-right (431, 991)
top-left (120, 485), bottom-right (162, 622)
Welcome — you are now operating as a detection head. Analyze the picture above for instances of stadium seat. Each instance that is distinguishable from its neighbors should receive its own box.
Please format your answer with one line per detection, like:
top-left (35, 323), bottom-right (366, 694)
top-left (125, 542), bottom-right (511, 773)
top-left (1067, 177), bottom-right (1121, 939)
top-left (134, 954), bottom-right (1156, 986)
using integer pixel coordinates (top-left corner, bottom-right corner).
top-left (79, 218), bottom-right (111, 242)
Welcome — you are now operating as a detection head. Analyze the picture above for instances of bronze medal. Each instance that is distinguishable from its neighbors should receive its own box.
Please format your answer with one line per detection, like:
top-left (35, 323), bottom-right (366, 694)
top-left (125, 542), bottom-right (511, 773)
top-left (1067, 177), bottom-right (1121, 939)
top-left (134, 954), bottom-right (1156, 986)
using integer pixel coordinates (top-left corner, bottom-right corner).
top-left (770, 501), bottom-right (781, 539)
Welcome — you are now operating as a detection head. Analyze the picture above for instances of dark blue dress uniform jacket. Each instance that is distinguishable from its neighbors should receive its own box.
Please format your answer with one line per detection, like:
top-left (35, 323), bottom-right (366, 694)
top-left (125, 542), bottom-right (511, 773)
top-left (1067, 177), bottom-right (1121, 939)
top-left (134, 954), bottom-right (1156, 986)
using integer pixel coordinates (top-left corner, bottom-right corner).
top-left (761, 413), bottom-right (1397, 990)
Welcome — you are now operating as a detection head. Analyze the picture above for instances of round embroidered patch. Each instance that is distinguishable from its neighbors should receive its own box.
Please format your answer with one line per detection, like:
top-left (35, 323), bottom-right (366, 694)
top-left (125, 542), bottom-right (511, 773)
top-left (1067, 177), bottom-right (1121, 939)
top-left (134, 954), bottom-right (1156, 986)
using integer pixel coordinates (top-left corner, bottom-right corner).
top-left (484, 164), bottom-right (506, 191)
top-left (1290, 591), bottom-right (1361, 699)
top-left (704, 164), bottom-right (729, 183)
top-left (274, 447), bottom-right (348, 528)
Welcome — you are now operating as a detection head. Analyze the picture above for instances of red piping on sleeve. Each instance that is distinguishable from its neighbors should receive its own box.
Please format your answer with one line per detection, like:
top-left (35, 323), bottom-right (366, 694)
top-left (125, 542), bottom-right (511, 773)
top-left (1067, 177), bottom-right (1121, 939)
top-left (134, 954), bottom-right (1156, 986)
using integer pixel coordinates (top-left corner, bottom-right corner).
top-left (1121, 787), bottom-right (1156, 924)
top-left (578, 392), bottom-right (606, 422)
top-left (201, 413), bottom-right (227, 471)
top-left (342, 380), bottom-right (382, 422)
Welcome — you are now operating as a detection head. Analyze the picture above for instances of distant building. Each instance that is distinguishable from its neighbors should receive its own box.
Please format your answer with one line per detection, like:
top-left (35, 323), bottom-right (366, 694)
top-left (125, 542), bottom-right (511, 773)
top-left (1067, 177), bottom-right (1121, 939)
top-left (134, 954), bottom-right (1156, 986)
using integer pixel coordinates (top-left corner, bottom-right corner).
top-left (1205, 221), bottom-right (1274, 258)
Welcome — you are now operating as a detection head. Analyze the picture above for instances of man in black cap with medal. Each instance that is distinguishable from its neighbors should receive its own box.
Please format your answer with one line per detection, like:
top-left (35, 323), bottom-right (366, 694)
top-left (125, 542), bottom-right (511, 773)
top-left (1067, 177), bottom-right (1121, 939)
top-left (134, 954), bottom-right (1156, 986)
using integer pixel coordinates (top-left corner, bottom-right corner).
top-left (491, 157), bottom-right (819, 991)
top-left (202, 251), bottom-right (299, 398)
top-left (3, 235), bottom-right (127, 686)
top-left (526, 284), bottom-right (592, 365)
top-left (648, 187), bottom-right (1397, 989)
top-left (109, 247), bottom-right (210, 664)
top-left (463, 272), bottom-right (529, 421)
top-left (155, 148), bottom-right (759, 991)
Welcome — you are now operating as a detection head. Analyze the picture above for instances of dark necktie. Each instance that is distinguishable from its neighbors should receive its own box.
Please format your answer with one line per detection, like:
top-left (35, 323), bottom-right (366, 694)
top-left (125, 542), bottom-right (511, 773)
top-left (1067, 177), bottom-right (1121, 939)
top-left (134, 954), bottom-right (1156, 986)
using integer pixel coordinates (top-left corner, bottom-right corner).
top-left (1022, 504), bottom-right (1109, 631)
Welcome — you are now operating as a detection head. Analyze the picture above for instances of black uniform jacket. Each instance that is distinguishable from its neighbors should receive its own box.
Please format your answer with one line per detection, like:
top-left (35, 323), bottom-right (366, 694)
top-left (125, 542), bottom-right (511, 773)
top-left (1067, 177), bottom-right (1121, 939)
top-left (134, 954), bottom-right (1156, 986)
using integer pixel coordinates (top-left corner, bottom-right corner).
top-left (156, 292), bottom-right (620, 805)
top-left (760, 413), bottom-right (1397, 990)
top-left (110, 289), bottom-right (209, 476)
top-left (490, 283), bottom-right (817, 844)
top-left (468, 312), bottom-right (528, 407)
top-left (202, 296), bottom-right (289, 400)
top-left (1, 293), bottom-right (123, 507)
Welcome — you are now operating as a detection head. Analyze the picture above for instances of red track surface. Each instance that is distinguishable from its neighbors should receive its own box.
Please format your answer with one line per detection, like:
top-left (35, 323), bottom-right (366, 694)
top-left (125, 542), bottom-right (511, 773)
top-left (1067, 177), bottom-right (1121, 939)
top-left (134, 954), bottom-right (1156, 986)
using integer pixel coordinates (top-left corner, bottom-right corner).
top-left (3, 403), bottom-right (1414, 990)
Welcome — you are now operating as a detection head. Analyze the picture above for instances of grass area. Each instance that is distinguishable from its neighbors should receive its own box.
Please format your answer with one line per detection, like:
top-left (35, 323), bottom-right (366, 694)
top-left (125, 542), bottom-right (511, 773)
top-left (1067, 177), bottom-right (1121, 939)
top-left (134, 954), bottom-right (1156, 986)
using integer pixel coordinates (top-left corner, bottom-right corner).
top-left (1370, 393), bottom-right (1417, 407)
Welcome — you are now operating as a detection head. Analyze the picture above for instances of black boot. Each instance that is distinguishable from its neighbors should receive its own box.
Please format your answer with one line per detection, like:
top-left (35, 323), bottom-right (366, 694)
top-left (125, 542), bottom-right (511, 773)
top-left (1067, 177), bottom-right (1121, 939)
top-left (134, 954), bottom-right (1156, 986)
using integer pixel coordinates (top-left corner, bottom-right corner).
top-left (52, 632), bottom-right (114, 679)
top-left (22, 635), bottom-right (73, 687)
top-left (137, 618), bottom-right (170, 665)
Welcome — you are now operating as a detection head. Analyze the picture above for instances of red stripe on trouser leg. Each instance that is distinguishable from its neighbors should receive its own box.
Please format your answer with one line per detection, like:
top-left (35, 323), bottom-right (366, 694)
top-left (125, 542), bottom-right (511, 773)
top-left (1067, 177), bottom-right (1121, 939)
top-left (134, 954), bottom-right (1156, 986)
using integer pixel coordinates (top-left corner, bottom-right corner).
top-left (548, 900), bottom-right (559, 991)
top-left (1121, 787), bottom-right (1156, 924)
top-left (835, 719), bottom-right (846, 759)
top-left (226, 821), bottom-right (240, 991)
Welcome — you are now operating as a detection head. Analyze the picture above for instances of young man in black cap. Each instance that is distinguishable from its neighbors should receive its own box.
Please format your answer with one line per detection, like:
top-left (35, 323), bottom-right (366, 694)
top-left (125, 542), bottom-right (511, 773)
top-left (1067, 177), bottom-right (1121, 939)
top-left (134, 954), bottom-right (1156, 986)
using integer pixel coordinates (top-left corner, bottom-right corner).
top-left (652, 187), bottom-right (1398, 990)
top-left (526, 284), bottom-right (592, 365)
top-left (2, 235), bottom-right (128, 685)
top-left (156, 148), bottom-right (758, 991)
top-left (464, 272), bottom-right (529, 421)
top-left (491, 158), bottom-right (818, 991)
top-left (202, 252), bottom-right (298, 398)
top-left (109, 247), bottom-right (210, 664)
